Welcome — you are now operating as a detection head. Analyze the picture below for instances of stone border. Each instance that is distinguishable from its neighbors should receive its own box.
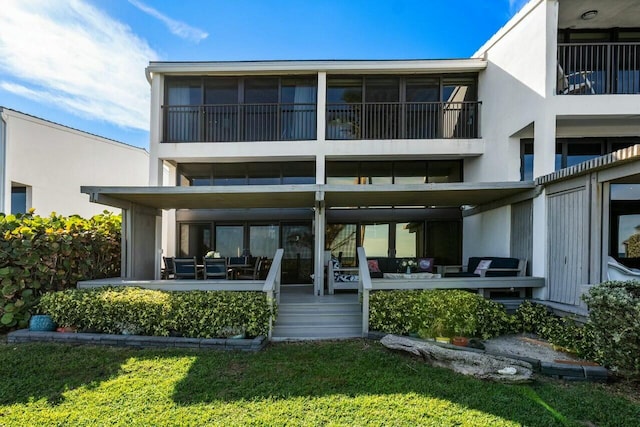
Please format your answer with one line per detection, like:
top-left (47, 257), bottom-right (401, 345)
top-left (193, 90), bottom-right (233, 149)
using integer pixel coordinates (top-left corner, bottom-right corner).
top-left (368, 331), bottom-right (608, 381)
top-left (7, 329), bottom-right (267, 352)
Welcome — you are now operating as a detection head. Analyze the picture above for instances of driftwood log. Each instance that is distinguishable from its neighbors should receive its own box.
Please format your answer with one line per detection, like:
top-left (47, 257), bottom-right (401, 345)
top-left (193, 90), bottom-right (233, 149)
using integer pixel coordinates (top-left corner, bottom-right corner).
top-left (381, 334), bottom-right (533, 383)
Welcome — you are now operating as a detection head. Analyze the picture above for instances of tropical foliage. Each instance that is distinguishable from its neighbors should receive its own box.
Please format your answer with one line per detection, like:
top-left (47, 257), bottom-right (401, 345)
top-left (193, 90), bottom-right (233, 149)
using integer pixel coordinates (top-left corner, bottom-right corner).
top-left (0, 211), bottom-right (121, 331)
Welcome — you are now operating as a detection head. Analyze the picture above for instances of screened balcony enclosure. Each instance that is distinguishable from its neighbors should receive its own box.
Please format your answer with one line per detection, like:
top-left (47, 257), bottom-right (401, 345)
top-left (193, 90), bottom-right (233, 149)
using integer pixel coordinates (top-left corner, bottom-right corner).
top-left (326, 75), bottom-right (479, 140)
top-left (162, 74), bottom-right (480, 142)
top-left (164, 76), bottom-right (318, 142)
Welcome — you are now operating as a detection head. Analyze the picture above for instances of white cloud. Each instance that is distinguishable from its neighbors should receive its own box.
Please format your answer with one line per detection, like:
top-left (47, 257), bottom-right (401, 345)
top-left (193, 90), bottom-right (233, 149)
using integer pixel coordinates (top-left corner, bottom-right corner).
top-left (0, 0), bottom-right (158, 131)
top-left (128, 0), bottom-right (208, 43)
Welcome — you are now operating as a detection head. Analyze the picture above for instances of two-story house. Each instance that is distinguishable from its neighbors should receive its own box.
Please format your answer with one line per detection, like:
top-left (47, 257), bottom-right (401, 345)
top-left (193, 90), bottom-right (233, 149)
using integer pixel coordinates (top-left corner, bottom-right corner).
top-left (83, 0), bottom-right (639, 321)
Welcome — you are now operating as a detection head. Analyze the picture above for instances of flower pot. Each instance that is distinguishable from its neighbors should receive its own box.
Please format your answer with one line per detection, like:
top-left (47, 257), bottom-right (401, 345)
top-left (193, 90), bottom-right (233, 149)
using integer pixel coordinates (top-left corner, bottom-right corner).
top-left (452, 336), bottom-right (469, 347)
top-left (56, 326), bottom-right (77, 333)
top-left (435, 336), bottom-right (451, 344)
top-left (29, 315), bottom-right (56, 332)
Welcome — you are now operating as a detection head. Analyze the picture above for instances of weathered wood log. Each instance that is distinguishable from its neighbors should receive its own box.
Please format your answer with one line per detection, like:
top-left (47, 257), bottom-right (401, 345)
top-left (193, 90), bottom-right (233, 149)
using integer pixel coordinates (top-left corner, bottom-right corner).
top-left (381, 334), bottom-right (533, 383)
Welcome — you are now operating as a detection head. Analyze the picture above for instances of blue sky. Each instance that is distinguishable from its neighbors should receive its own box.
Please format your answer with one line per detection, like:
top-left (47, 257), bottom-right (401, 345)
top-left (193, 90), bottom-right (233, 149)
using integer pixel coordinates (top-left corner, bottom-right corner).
top-left (0, 0), bottom-right (528, 149)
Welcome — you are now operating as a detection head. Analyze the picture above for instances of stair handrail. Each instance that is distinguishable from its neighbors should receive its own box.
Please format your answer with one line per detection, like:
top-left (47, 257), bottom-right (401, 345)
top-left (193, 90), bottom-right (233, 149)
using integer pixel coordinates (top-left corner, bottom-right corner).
top-left (357, 246), bottom-right (372, 337)
top-left (263, 248), bottom-right (284, 340)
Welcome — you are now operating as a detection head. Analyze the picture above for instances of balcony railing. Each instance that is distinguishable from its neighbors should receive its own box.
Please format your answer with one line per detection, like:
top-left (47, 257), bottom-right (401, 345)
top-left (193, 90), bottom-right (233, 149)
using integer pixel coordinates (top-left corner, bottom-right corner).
top-left (326, 101), bottom-right (480, 140)
top-left (557, 42), bottom-right (640, 95)
top-left (163, 103), bottom-right (317, 142)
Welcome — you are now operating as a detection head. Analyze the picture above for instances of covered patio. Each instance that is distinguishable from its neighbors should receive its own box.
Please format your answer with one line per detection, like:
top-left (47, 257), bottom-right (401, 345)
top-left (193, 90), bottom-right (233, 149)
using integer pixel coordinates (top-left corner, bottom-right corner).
top-left (81, 181), bottom-right (538, 296)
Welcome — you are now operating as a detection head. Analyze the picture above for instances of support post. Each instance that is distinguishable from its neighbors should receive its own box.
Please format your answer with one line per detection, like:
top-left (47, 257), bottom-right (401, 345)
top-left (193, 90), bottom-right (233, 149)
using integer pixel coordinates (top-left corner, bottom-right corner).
top-left (313, 195), bottom-right (325, 296)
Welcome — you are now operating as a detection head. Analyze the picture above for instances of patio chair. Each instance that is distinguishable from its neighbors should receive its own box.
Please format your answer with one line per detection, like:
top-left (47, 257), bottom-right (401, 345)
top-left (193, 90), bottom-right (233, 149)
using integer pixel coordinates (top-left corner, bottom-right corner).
top-left (173, 257), bottom-right (198, 280)
top-left (236, 257), bottom-right (262, 280)
top-left (203, 257), bottom-right (228, 279)
top-left (607, 256), bottom-right (640, 281)
top-left (161, 256), bottom-right (175, 279)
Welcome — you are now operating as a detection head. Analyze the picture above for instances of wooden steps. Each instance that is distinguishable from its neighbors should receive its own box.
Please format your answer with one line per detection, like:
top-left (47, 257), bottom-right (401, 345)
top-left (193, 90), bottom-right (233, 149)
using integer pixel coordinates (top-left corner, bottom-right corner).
top-left (272, 298), bottom-right (362, 341)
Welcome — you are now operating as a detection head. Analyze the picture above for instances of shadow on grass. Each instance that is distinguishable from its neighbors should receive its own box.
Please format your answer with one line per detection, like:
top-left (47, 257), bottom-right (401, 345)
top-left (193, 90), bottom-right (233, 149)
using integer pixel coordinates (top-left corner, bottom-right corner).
top-left (0, 343), bottom-right (134, 405)
top-left (171, 340), bottom-right (640, 427)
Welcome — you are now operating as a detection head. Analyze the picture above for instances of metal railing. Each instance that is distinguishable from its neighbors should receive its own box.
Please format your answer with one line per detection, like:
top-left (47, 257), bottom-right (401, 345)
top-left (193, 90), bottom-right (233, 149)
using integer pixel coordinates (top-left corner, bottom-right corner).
top-left (326, 101), bottom-right (480, 140)
top-left (163, 103), bottom-right (317, 142)
top-left (557, 42), bottom-right (640, 95)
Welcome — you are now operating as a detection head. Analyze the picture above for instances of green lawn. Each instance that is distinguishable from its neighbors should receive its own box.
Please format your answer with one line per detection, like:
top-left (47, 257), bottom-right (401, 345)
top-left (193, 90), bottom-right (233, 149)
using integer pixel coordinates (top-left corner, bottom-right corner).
top-left (0, 340), bottom-right (638, 426)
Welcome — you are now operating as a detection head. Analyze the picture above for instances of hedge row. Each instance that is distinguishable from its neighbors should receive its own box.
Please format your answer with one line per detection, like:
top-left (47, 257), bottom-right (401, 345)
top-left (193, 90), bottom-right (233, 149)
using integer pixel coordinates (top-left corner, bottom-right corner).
top-left (369, 290), bottom-right (513, 340)
top-left (38, 287), bottom-right (274, 338)
top-left (582, 281), bottom-right (640, 377)
top-left (369, 284), bottom-right (640, 377)
top-left (0, 211), bottom-right (121, 330)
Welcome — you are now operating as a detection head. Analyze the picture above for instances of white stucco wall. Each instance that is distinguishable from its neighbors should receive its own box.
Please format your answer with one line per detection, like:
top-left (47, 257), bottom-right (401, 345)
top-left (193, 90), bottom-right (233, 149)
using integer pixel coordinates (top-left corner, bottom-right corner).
top-left (462, 207), bottom-right (512, 263)
top-left (462, 0), bottom-right (552, 263)
top-left (2, 109), bottom-right (149, 218)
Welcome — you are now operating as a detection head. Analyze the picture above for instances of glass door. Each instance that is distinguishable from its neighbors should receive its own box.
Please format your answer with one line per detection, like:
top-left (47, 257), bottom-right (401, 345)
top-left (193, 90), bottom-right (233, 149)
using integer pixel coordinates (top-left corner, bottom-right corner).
top-left (281, 223), bottom-right (313, 284)
top-left (178, 223), bottom-right (212, 258)
top-left (360, 223), bottom-right (389, 258)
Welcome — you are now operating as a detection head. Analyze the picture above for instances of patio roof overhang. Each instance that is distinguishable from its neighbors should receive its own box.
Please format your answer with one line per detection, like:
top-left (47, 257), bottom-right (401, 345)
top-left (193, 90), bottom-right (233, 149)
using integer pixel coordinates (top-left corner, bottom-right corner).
top-left (81, 182), bottom-right (536, 211)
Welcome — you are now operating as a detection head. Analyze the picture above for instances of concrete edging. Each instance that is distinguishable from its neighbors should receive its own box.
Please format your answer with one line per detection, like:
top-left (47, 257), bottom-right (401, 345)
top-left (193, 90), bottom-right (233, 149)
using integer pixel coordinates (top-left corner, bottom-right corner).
top-left (7, 329), bottom-right (267, 352)
top-left (368, 332), bottom-right (609, 381)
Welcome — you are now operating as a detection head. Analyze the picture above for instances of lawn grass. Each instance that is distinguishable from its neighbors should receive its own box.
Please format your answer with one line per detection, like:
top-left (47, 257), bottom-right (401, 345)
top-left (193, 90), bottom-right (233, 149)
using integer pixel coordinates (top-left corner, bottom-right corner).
top-left (0, 339), bottom-right (638, 426)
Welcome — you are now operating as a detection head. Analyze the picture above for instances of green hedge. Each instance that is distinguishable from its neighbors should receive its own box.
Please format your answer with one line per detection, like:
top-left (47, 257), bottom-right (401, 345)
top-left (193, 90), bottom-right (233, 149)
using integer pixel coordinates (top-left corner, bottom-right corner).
top-left (0, 211), bottom-right (121, 330)
top-left (369, 290), bottom-right (514, 339)
top-left (582, 281), bottom-right (640, 377)
top-left (38, 287), bottom-right (274, 338)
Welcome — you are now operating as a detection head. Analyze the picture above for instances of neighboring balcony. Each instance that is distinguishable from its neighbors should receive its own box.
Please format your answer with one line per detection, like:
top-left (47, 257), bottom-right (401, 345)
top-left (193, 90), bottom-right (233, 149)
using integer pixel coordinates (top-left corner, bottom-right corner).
top-left (163, 103), bottom-right (317, 143)
top-left (557, 42), bottom-right (640, 95)
top-left (326, 101), bottom-right (480, 139)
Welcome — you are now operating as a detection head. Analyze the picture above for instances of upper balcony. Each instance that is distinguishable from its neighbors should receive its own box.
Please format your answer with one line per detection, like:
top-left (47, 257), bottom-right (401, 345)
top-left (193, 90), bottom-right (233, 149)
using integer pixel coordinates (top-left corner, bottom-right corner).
top-left (557, 41), bottom-right (640, 95)
top-left (326, 101), bottom-right (479, 140)
top-left (161, 74), bottom-right (481, 143)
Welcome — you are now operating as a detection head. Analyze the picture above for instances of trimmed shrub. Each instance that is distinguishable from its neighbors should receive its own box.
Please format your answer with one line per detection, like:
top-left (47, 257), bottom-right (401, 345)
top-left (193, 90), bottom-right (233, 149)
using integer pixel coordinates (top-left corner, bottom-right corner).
top-left (368, 290), bottom-right (513, 339)
top-left (0, 211), bottom-right (121, 331)
top-left (582, 280), bottom-right (640, 376)
top-left (38, 287), bottom-right (274, 338)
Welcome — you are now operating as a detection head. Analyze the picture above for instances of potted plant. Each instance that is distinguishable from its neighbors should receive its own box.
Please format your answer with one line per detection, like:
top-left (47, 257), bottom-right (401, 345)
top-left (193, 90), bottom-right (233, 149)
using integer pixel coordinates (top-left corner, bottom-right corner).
top-left (431, 318), bottom-right (452, 344)
top-left (400, 259), bottom-right (417, 275)
top-left (451, 317), bottom-right (475, 347)
top-left (29, 313), bottom-right (56, 332)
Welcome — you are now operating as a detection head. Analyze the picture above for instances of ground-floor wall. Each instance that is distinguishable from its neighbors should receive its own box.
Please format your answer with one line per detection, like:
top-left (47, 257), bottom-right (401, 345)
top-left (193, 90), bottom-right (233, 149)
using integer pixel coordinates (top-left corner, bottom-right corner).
top-left (462, 206), bottom-right (511, 263)
top-left (161, 207), bottom-right (462, 284)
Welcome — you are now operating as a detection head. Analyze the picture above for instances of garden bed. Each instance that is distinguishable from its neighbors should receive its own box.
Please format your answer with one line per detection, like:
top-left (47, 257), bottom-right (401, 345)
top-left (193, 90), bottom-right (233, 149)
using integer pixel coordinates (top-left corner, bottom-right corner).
top-left (7, 329), bottom-right (266, 351)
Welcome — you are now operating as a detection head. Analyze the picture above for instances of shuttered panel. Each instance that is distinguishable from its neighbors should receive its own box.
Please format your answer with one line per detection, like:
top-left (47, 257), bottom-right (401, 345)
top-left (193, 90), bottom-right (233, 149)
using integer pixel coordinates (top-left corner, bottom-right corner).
top-left (546, 187), bottom-right (589, 305)
top-left (510, 200), bottom-right (533, 275)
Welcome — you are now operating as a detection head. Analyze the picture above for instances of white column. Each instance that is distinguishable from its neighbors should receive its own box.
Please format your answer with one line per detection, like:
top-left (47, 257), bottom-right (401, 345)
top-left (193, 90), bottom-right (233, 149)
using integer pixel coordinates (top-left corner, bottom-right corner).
top-left (314, 195), bottom-right (325, 296)
top-left (316, 72), bottom-right (327, 143)
top-left (148, 73), bottom-right (164, 185)
top-left (531, 114), bottom-right (555, 299)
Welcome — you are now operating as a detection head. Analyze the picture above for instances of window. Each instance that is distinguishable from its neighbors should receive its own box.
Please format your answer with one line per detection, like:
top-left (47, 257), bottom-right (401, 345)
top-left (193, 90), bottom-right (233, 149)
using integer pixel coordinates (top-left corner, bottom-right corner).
top-left (215, 225), bottom-right (245, 258)
top-left (179, 223), bottom-right (211, 258)
top-left (326, 160), bottom-right (462, 185)
top-left (610, 183), bottom-right (640, 269)
top-left (521, 138), bottom-right (639, 180)
top-left (177, 162), bottom-right (315, 186)
top-left (521, 141), bottom-right (534, 181)
top-left (11, 186), bottom-right (27, 215)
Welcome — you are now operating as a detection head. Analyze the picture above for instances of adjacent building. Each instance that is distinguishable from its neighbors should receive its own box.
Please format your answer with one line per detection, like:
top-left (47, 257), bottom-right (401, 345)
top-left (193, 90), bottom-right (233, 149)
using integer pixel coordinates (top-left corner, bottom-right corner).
top-left (0, 107), bottom-right (149, 218)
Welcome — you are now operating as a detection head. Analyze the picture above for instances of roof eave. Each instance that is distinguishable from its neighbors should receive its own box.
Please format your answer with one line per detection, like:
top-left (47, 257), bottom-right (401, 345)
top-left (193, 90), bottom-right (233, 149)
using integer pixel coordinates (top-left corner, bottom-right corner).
top-left (146, 59), bottom-right (487, 76)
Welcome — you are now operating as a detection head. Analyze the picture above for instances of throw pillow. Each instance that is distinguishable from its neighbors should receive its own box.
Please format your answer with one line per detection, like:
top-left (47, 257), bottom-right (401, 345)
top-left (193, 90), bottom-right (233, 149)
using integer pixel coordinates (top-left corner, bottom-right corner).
top-left (474, 259), bottom-right (492, 275)
top-left (367, 259), bottom-right (381, 273)
top-left (417, 257), bottom-right (434, 273)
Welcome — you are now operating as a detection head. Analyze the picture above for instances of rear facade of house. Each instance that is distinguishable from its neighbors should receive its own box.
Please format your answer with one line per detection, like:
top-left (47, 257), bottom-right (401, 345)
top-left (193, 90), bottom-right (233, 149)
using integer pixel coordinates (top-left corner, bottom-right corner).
top-left (85, 0), bottom-right (640, 315)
